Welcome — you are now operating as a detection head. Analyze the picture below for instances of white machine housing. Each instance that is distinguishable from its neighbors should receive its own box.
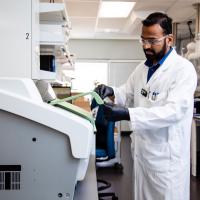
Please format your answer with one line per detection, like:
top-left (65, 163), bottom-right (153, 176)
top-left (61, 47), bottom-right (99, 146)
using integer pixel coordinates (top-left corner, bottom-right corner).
top-left (0, 78), bottom-right (94, 200)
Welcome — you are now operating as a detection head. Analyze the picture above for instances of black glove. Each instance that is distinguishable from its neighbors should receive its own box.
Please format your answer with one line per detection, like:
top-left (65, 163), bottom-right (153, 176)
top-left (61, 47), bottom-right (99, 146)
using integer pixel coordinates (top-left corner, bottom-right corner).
top-left (102, 102), bottom-right (130, 122)
top-left (94, 84), bottom-right (114, 99)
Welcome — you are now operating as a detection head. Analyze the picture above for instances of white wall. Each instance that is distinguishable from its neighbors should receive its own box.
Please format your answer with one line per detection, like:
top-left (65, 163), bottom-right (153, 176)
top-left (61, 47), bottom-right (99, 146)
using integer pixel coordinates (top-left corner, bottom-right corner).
top-left (108, 61), bottom-right (142, 86)
top-left (69, 39), bottom-right (145, 60)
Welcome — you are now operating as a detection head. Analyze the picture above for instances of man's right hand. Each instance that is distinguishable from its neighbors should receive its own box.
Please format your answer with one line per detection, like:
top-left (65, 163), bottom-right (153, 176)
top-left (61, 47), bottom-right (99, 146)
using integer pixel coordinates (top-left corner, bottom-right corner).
top-left (94, 84), bottom-right (114, 99)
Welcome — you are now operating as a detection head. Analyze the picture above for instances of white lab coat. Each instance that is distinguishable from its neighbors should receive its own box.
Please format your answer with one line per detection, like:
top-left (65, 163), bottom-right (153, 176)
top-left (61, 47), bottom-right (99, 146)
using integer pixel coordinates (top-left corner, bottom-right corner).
top-left (114, 49), bottom-right (197, 200)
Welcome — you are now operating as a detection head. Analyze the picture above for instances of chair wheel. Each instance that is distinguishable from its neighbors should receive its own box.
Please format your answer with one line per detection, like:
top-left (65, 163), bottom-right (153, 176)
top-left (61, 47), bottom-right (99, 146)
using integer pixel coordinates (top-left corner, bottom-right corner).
top-left (114, 163), bottom-right (123, 173)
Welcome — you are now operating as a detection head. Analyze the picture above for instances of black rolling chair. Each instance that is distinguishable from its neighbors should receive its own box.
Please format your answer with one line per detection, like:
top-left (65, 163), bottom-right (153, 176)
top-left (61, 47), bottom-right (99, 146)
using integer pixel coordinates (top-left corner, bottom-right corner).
top-left (91, 100), bottom-right (119, 200)
top-left (97, 179), bottom-right (118, 200)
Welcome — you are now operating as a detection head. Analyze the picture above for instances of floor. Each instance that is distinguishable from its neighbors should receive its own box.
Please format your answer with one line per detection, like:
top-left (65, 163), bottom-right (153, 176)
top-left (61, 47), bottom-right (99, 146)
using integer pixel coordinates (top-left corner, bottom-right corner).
top-left (96, 133), bottom-right (200, 200)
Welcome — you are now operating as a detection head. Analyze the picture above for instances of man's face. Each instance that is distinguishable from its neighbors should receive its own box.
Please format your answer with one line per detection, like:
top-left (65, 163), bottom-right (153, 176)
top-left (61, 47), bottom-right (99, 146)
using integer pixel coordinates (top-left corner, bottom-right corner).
top-left (141, 24), bottom-right (173, 64)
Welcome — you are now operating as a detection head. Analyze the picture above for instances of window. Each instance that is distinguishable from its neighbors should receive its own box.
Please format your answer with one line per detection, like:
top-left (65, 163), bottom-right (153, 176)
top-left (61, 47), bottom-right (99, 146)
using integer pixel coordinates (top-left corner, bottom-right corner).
top-left (70, 62), bottom-right (108, 93)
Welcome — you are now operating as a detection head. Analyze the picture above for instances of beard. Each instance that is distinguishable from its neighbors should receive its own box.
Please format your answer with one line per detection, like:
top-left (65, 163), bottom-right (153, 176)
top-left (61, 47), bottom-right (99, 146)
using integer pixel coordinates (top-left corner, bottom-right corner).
top-left (143, 41), bottom-right (167, 63)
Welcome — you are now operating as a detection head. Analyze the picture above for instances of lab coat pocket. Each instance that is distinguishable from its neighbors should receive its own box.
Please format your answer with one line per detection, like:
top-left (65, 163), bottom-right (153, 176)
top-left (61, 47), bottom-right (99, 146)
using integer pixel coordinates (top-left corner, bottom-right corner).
top-left (148, 91), bottom-right (168, 106)
top-left (137, 137), bottom-right (170, 172)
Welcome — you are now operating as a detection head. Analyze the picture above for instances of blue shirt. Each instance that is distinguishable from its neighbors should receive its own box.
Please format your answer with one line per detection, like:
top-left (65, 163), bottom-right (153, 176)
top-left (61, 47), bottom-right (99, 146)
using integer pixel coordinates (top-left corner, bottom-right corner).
top-left (145, 48), bottom-right (173, 82)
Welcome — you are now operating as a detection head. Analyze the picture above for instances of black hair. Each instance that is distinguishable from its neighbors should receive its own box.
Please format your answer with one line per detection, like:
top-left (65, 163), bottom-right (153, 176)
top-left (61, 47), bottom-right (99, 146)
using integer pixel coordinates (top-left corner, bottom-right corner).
top-left (142, 12), bottom-right (172, 35)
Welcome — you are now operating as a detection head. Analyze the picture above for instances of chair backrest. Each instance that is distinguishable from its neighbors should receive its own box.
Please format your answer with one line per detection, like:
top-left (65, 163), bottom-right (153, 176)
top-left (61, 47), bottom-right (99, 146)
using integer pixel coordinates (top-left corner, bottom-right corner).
top-left (91, 99), bottom-right (115, 159)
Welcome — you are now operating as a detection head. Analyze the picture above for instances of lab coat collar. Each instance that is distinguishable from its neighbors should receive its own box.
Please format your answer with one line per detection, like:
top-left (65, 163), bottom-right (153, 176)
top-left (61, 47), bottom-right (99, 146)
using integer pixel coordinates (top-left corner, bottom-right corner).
top-left (158, 47), bottom-right (177, 72)
top-left (144, 48), bottom-right (177, 86)
top-left (144, 47), bottom-right (173, 68)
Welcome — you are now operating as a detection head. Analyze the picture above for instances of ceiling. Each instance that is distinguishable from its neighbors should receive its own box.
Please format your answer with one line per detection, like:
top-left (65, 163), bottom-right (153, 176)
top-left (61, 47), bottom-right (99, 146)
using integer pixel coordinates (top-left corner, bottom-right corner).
top-left (65, 0), bottom-right (200, 39)
top-left (43, 0), bottom-right (200, 39)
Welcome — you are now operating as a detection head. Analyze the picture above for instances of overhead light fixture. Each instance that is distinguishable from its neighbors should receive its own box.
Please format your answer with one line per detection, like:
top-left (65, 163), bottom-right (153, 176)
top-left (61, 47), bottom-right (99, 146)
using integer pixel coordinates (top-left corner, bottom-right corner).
top-left (99, 1), bottom-right (135, 18)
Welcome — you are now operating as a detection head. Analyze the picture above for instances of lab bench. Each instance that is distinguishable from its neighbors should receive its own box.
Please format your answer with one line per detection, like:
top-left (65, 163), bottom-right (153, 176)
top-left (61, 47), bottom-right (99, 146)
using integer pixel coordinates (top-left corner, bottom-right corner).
top-left (74, 155), bottom-right (98, 200)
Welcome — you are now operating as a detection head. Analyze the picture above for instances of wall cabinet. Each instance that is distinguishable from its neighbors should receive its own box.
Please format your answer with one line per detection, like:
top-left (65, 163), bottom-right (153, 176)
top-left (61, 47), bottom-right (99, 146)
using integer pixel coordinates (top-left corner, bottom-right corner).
top-left (0, 0), bottom-right (40, 79)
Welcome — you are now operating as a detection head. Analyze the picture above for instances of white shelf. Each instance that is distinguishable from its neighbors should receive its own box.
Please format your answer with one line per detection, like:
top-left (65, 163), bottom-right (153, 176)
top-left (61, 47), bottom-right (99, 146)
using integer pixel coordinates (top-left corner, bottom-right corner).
top-left (39, 3), bottom-right (70, 25)
top-left (40, 24), bottom-right (69, 45)
top-left (40, 24), bottom-right (68, 45)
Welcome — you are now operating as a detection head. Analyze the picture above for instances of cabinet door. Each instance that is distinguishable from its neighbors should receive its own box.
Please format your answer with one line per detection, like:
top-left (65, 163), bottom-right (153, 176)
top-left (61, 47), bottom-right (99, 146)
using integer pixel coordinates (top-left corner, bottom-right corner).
top-left (31, 0), bottom-right (40, 79)
top-left (0, 0), bottom-right (38, 78)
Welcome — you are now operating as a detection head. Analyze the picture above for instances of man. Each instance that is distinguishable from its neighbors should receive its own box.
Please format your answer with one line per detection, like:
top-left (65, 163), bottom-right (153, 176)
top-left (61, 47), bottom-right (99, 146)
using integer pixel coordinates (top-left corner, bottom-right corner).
top-left (95, 12), bottom-right (197, 200)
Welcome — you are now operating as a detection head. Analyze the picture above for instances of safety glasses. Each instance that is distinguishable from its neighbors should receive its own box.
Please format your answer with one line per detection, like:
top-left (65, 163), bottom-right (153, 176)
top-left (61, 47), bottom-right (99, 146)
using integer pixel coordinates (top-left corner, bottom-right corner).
top-left (139, 35), bottom-right (169, 46)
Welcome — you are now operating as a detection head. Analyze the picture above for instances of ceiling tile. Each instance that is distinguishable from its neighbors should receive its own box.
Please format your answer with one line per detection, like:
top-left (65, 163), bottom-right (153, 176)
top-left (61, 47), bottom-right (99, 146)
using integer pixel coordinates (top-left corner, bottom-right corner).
top-left (65, 1), bottom-right (99, 17)
top-left (167, 1), bottom-right (196, 22)
top-left (133, 1), bottom-right (174, 12)
top-left (65, 0), bottom-right (99, 2)
top-left (97, 18), bottom-right (127, 31)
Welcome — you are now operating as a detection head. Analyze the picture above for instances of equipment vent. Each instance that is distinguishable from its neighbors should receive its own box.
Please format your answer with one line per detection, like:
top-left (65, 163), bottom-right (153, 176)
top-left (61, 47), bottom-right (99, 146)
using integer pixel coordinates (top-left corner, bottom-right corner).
top-left (0, 165), bottom-right (21, 190)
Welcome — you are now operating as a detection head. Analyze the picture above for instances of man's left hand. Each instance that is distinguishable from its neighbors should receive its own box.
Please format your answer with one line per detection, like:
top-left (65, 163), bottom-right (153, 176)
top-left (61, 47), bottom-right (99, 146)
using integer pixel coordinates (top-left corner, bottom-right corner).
top-left (102, 102), bottom-right (130, 122)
